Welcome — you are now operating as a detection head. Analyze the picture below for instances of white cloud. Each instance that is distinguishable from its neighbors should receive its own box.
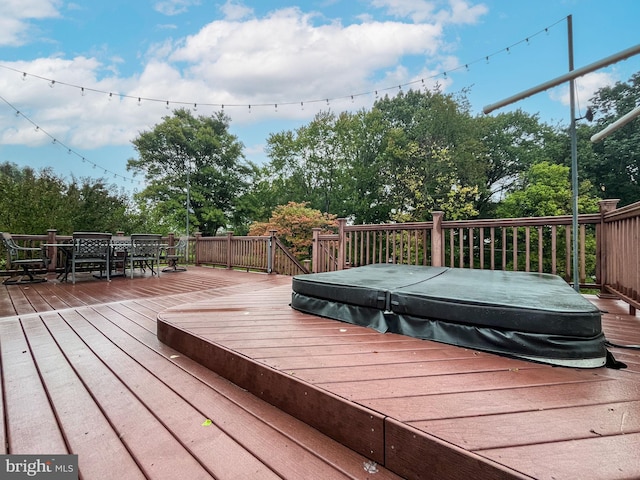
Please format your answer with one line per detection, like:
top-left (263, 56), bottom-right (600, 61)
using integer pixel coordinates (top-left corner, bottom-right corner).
top-left (153, 0), bottom-right (201, 16)
top-left (0, 0), bottom-right (61, 46)
top-left (167, 8), bottom-right (443, 102)
top-left (0, 2), bottom-right (470, 150)
top-left (220, 0), bottom-right (254, 21)
top-left (548, 71), bottom-right (617, 107)
top-left (369, 0), bottom-right (487, 24)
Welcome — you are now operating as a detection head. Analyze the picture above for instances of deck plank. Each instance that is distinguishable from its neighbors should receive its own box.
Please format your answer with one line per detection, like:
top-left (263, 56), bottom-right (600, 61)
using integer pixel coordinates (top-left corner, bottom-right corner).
top-left (0, 318), bottom-right (68, 454)
top-left (20, 313), bottom-right (146, 479)
top-left (414, 400), bottom-right (640, 451)
top-left (478, 433), bottom-right (640, 480)
top-left (54, 308), bottom-right (279, 480)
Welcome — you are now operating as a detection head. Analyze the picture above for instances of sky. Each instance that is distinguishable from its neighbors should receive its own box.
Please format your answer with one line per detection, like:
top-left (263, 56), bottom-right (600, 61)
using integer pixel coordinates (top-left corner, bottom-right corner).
top-left (0, 0), bottom-right (639, 194)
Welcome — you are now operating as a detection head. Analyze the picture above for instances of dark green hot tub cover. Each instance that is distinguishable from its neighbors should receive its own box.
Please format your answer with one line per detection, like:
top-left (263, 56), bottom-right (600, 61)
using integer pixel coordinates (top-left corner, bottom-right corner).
top-left (291, 264), bottom-right (606, 368)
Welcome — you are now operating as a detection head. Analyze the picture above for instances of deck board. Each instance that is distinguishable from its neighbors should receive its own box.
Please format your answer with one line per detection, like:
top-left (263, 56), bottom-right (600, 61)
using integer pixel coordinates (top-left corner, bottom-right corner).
top-left (158, 278), bottom-right (640, 480)
top-left (3, 267), bottom-right (640, 479)
top-left (1, 268), bottom-right (404, 480)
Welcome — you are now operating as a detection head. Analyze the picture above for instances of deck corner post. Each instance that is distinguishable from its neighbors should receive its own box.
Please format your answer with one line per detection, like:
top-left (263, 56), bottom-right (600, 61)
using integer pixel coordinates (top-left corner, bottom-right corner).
top-left (195, 232), bottom-right (202, 266)
top-left (337, 218), bottom-right (347, 271)
top-left (597, 199), bottom-right (620, 297)
top-left (226, 231), bottom-right (234, 269)
top-left (46, 229), bottom-right (57, 272)
top-left (268, 229), bottom-right (277, 274)
top-left (431, 211), bottom-right (444, 267)
top-left (312, 227), bottom-right (322, 273)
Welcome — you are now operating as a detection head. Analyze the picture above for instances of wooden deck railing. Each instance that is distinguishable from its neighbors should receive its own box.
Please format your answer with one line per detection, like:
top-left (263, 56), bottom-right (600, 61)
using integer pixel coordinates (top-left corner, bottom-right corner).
top-left (2, 199), bottom-right (639, 309)
top-left (192, 231), bottom-right (309, 275)
top-left (312, 199), bottom-right (640, 313)
top-left (1, 231), bottom-right (309, 277)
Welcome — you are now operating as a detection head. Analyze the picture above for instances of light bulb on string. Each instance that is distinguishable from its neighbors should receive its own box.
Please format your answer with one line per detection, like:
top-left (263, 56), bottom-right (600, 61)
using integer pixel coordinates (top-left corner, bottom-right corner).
top-left (49, 80), bottom-right (55, 88)
top-left (137, 97), bottom-right (141, 107)
top-left (248, 105), bottom-right (251, 113)
top-left (274, 104), bottom-right (278, 112)
top-left (81, 87), bottom-right (85, 96)
top-left (506, 47), bottom-right (511, 55)
top-left (300, 102), bottom-right (304, 111)
top-left (15, 110), bottom-right (20, 117)
top-left (193, 103), bottom-right (197, 111)
top-left (22, 72), bottom-right (27, 81)
top-left (108, 92), bottom-right (113, 102)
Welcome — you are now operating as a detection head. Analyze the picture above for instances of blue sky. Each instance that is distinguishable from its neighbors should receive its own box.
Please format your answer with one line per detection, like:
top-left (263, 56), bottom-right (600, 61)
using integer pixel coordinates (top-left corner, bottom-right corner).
top-left (1, 0), bottom-right (639, 193)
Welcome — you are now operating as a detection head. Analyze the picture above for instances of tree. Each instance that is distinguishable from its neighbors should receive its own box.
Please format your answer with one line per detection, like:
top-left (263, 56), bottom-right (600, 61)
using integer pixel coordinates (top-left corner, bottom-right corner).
top-left (584, 72), bottom-right (640, 206)
top-left (127, 109), bottom-right (250, 236)
top-left (0, 162), bottom-right (135, 235)
top-left (247, 202), bottom-right (337, 260)
top-left (474, 110), bottom-right (563, 217)
top-left (373, 89), bottom-right (483, 221)
top-left (497, 161), bottom-right (600, 218)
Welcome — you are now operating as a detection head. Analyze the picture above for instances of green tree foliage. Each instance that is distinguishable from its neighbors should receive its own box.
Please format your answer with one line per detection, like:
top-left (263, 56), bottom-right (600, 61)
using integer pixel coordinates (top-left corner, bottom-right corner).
top-left (261, 89), bottom-right (560, 224)
top-left (475, 110), bottom-right (564, 217)
top-left (497, 161), bottom-right (600, 218)
top-left (0, 162), bottom-right (136, 235)
top-left (128, 109), bottom-right (250, 236)
top-left (247, 202), bottom-right (337, 260)
top-left (584, 72), bottom-right (640, 206)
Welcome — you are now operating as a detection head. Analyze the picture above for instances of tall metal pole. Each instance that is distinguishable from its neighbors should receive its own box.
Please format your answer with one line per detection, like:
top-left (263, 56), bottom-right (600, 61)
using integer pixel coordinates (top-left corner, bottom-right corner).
top-left (186, 160), bottom-right (190, 262)
top-left (568, 15), bottom-right (580, 292)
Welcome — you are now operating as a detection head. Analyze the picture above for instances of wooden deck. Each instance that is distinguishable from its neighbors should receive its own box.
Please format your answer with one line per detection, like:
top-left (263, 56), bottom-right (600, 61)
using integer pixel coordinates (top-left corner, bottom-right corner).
top-left (2, 267), bottom-right (640, 479)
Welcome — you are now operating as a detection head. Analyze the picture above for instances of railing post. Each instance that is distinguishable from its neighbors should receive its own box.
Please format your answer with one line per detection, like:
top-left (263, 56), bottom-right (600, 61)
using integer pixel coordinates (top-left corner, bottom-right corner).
top-left (194, 232), bottom-right (202, 266)
top-left (226, 231), bottom-right (233, 269)
top-left (337, 218), bottom-right (347, 271)
top-left (167, 232), bottom-right (175, 248)
top-left (46, 229), bottom-right (57, 272)
top-left (597, 199), bottom-right (620, 298)
top-left (431, 211), bottom-right (444, 267)
top-left (312, 228), bottom-right (321, 273)
top-left (268, 229), bottom-right (277, 274)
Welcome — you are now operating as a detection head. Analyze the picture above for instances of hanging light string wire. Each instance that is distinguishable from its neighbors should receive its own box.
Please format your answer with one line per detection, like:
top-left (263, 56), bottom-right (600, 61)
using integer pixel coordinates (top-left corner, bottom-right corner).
top-left (0, 93), bottom-right (141, 185)
top-left (0, 17), bottom-right (567, 110)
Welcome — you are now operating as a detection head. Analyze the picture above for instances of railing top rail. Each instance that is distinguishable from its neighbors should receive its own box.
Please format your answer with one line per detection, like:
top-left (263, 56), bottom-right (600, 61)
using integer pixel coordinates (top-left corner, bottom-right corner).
top-left (344, 222), bottom-right (434, 232)
top-left (442, 213), bottom-right (601, 228)
top-left (603, 200), bottom-right (640, 222)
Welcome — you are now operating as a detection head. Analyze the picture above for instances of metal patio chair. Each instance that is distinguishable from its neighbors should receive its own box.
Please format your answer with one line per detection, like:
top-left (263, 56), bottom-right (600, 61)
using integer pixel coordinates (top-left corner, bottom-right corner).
top-left (162, 236), bottom-right (188, 272)
top-left (129, 234), bottom-right (162, 278)
top-left (1, 232), bottom-right (49, 284)
top-left (70, 232), bottom-right (112, 284)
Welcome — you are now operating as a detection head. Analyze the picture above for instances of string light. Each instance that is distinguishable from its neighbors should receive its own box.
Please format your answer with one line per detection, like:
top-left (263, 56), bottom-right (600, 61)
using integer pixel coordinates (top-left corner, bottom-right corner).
top-left (0, 94), bottom-right (142, 186)
top-left (0, 15), bottom-right (565, 114)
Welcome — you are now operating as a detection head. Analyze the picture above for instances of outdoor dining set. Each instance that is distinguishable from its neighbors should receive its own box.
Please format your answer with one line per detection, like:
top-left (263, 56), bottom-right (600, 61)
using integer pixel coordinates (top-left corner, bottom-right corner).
top-left (1, 232), bottom-right (187, 285)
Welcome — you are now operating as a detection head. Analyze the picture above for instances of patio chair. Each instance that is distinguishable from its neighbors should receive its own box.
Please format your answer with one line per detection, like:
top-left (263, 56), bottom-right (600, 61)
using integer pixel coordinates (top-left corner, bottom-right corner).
top-left (162, 236), bottom-right (188, 272)
top-left (129, 234), bottom-right (162, 278)
top-left (70, 232), bottom-right (112, 284)
top-left (1, 232), bottom-right (49, 284)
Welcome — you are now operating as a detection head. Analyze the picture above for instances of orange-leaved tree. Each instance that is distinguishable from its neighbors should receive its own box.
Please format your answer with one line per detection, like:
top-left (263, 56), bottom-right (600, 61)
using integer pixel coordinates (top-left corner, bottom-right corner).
top-left (248, 202), bottom-right (338, 260)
